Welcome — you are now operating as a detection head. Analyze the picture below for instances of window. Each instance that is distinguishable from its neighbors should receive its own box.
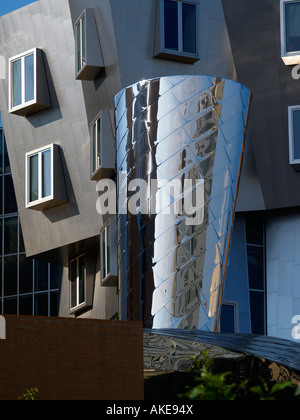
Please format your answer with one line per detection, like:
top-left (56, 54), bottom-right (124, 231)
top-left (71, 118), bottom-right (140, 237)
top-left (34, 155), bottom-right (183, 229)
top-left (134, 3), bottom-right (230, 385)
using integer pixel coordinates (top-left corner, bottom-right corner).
top-left (75, 9), bottom-right (104, 80)
top-left (91, 115), bottom-right (101, 175)
top-left (288, 106), bottom-right (300, 169)
top-left (9, 48), bottom-right (51, 116)
top-left (220, 303), bottom-right (237, 333)
top-left (26, 145), bottom-right (53, 208)
top-left (281, 0), bottom-right (300, 65)
top-left (25, 144), bottom-right (68, 211)
top-left (70, 254), bottom-right (85, 310)
top-left (154, 0), bottom-right (200, 63)
top-left (76, 13), bottom-right (86, 74)
top-left (101, 224), bottom-right (111, 282)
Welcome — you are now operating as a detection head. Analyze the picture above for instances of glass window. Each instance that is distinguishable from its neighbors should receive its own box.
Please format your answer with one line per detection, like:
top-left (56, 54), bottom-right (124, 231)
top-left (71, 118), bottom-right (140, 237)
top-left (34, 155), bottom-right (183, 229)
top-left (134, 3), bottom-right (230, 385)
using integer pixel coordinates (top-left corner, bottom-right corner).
top-left (35, 260), bottom-right (48, 292)
top-left (19, 295), bottom-right (33, 315)
top-left (35, 293), bottom-right (48, 316)
top-left (70, 254), bottom-right (85, 310)
top-left (284, 1), bottom-right (300, 53)
top-left (101, 224), bottom-right (111, 281)
top-left (4, 175), bottom-right (17, 215)
top-left (220, 304), bottom-right (236, 333)
top-left (4, 297), bottom-right (17, 314)
top-left (26, 145), bottom-right (53, 206)
top-left (4, 255), bottom-right (17, 296)
top-left (92, 116), bottom-right (101, 174)
top-left (163, 0), bottom-right (198, 55)
top-left (4, 217), bottom-right (18, 255)
top-left (289, 107), bottom-right (300, 163)
top-left (10, 51), bottom-right (35, 110)
top-left (76, 14), bottom-right (86, 73)
top-left (19, 255), bottom-right (33, 294)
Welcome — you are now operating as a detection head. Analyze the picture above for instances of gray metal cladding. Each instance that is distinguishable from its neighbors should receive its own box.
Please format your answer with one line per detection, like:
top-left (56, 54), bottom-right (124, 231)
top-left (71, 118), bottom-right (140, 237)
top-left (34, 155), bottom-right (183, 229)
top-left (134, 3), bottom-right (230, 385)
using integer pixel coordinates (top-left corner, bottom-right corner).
top-left (115, 75), bottom-right (251, 330)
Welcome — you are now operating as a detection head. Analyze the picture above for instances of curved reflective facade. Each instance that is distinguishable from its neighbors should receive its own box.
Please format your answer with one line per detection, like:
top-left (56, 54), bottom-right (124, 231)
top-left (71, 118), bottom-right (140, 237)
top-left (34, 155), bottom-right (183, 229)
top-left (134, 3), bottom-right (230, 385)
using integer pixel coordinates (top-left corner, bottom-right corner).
top-left (115, 75), bottom-right (251, 330)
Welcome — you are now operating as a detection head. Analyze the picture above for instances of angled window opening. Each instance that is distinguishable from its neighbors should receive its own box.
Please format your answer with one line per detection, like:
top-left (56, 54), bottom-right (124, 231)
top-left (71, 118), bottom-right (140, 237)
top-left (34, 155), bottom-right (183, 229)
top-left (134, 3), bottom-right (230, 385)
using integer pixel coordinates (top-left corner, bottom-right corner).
top-left (76, 13), bottom-right (86, 74)
top-left (70, 254), bottom-right (86, 312)
top-left (289, 106), bottom-right (300, 169)
top-left (154, 0), bottom-right (200, 64)
top-left (91, 115), bottom-right (101, 175)
top-left (281, 0), bottom-right (300, 65)
top-left (25, 144), bottom-right (68, 211)
top-left (100, 219), bottom-right (117, 287)
top-left (9, 48), bottom-right (51, 116)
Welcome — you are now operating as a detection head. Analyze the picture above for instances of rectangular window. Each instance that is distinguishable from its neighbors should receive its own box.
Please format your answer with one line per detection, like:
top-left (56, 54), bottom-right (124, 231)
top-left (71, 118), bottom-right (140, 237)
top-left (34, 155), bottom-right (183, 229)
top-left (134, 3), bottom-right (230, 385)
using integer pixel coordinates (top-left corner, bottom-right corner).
top-left (92, 115), bottom-right (101, 174)
top-left (26, 145), bottom-right (53, 207)
top-left (100, 224), bottom-right (111, 282)
top-left (155, 0), bottom-right (199, 62)
top-left (281, 0), bottom-right (300, 64)
top-left (70, 254), bottom-right (85, 310)
top-left (10, 50), bottom-right (35, 110)
top-left (76, 13), bottom-right (86, 74)
top-left (220, 303), bottom-right (236, 333)
top-left (288, 106), bottom-right (300, 168)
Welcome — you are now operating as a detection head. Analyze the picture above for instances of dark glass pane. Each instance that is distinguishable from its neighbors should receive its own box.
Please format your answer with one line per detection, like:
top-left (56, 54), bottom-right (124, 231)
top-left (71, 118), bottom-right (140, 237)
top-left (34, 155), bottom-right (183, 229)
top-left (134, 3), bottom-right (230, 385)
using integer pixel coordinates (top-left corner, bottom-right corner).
top-left (245, 214), bottom-right (264, 245)
top-left (285, 2), bottom-right (300, 53)
top-left (19, 255), bottom-right (33, 294)
top-left (220, 304), bottom-right (235, 333)
top-left (292, 109), bottom-right (300, 160)
top-left (30, 154), bottom-right (39, 202)
top-left (4, 255), bottom-right (17, 296)
top-left (4, 139), bottom-right (11, 174)
top-left (25, 53), bottom-right (34, 103)
top-left (164, 0), bottom-right (178, 50)
top-left (50, 291), bottom-right (59, 316)
top-left (4, 175), bottom-right (17, 214)
top-left (19, 295), bottom-right (33, 315)
top-left (4, 217), bottom-right (18, 255)
top-left (35, 260), bottom-right (48, 291)
top-left (70, 259), bottom-right (77, 308)
top-left (50, 264), bottom-right (63, 290)
top-left (0, 219), bottom-right (2, 256)
top-left (0, 131), bottom-right (3, 174)
top-left (12, 58), bottom-right (22, 108)
top-left (0, 258), bottom-right (2, 298)
top-left (19, 223), bottom-right (25, 253)
top-left (247, 246), bottom-right (264, 290)
top-left (250, 291), bottom-right (265, 335)
top-left (182, 3), bottom-right (196, 53)
top-left (35, 293), bottom-right (48, 316)
top-left (77, 20), bottom-right (82, 72)
top-left (4, 297), bottom-right (17, 314)
top-left (42, 149), bottom-right (51, 198)
top-left (0, 178), bottom-right (2, 216)
top-left (79, 256), bottom-right (85, 305)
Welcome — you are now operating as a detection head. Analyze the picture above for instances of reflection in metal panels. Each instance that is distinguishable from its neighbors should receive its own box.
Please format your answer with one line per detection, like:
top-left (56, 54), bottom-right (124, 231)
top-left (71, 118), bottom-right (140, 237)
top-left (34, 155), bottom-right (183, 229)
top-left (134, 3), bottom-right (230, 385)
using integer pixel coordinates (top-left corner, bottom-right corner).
top-left (114, 75), bottom-right (251, 330)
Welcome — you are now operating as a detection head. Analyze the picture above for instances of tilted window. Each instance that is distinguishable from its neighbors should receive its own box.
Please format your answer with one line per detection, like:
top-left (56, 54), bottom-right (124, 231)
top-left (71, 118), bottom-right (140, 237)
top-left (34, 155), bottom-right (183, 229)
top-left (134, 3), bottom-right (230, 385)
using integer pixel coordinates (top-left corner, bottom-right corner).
top-left (281, 0), bottom-right (300, 65)
top-left (70, 254), bottom-right (86, 311)
top-left (91, 115), bottom-right (101, 175)
top-left (154, 0), bottom-right (200, 63)
top-left (76, 13), bottom-right (86, 74)
top-left (9, 48), bottom-right (51, 116)
top-left (288, 106), bottom-right (300, 169)
top-left (100, 219), bottom-right (117, 287)
top-left (25, 144), bottom-right (68, 211)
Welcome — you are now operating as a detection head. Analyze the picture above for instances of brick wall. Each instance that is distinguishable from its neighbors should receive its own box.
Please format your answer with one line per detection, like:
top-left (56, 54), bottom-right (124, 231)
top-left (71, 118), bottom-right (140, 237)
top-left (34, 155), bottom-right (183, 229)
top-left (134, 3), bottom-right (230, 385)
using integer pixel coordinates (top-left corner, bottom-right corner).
top-left (0, 315), bottom-right (144, 400)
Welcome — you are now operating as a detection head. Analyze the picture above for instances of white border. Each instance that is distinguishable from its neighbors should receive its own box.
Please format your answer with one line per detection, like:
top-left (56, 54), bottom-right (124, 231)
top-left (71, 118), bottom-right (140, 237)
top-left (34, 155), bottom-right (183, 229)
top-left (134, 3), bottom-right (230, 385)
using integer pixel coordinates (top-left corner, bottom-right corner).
top-left (280, 0), bottom-right (300, 65)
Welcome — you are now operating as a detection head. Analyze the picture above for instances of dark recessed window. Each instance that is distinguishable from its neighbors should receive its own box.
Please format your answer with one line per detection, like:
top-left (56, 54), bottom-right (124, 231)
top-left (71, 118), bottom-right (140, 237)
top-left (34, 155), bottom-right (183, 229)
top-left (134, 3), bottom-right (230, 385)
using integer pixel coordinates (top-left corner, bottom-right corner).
top-left (70, 254), bottom-right (85, 310)
top-left (220, 303), bottom-right (236, 333)
top-left (289, 106), bottom-right (300, 169)
top-left (281, 0), bottom-right (300, 65)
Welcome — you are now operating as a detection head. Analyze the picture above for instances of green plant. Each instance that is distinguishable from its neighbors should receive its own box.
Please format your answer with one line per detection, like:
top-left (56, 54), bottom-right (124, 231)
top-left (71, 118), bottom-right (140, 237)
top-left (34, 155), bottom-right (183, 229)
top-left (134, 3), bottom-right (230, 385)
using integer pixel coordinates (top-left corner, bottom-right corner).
top-left (249, 377), bottom-right (292, 400)
top-left (17, 387), bottom-right (38, 401)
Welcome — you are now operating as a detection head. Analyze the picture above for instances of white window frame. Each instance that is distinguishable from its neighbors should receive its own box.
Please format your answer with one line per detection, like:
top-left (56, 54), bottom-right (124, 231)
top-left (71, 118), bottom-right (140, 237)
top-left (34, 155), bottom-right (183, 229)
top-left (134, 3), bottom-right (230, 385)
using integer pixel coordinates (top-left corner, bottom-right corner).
top-left (100, 223), bottom-right (111, 283)
top-left (288, 105), bottom-right (300, 166)
top-left (69, 254), bottom-right (86, 311)
top-left (9, 48), bottom-right (37, 113)
top-left (159, 0), bottom-right (200, 61)
top-left (25, 144), bottom-right (54, 209)
top-left (280, 0), bottom-right (300, 65)
top-left (76, 12), bottom-right (86, 74)
top-left (91, 114), bottom-right (101, 175)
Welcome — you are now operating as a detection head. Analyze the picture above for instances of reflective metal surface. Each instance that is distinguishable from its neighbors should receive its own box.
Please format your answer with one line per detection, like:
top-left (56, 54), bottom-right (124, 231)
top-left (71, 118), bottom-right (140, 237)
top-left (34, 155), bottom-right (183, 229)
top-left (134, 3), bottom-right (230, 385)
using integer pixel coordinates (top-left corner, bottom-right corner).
top-left (144, 329), bottom-right (300, 372)
top-left (115, 75), bottom-right (251, 330)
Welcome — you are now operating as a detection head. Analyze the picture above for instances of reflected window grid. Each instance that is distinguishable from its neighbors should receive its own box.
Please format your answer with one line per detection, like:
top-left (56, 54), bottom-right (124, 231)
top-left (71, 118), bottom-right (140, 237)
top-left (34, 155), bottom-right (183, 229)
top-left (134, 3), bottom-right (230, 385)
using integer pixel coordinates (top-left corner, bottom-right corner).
top-left (0, 128), bottom-right (61, 316)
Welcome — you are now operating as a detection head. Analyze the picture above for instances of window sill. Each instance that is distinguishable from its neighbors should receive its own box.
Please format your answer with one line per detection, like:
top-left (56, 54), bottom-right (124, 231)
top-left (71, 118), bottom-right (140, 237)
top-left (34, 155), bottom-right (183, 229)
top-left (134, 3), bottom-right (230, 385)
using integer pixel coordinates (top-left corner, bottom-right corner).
top-left (154, 50), bottom-right (200, 64)
top-left (26, 196), bottom-right (68, 212)
top-left (69, 302), bottom-right (90, 315)
top-left (91, 166), bottom-right (115, 181)
top-left (290, 160), bottom-right (300, 171)
top-left (101, 273), bottom-right (117, 287)
top-left (76, 63), bottom-right (104, 81)
top-left (10, 100), bottom-right (51, 117)
top-left (281, 53), bottom-right (300, 66)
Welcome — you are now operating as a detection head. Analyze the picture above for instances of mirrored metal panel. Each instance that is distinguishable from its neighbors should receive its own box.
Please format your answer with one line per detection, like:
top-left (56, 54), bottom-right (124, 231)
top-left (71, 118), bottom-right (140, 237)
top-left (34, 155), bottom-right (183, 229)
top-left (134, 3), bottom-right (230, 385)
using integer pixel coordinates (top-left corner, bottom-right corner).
top-left (115, 75), bottom-right (251, 331)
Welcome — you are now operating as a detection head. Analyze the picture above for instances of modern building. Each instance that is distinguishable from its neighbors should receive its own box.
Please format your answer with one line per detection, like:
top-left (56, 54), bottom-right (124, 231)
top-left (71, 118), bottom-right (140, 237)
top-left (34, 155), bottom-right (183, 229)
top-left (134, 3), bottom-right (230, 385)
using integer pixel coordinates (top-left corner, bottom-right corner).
top-left (0, 0), bottom-right (299, 342)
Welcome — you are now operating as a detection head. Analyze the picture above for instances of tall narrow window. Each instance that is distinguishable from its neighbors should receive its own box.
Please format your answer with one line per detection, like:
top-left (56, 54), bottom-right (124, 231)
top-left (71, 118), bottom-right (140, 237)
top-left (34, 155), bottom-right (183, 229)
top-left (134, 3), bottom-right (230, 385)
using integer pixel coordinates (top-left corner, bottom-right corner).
top-left (26, 145), bottom-right (53, 207)
top-left (70, 254), bottom-right (85, 310)
top-left (288, 106), bottom-right (300, 169)
top-left (76, 13), bottom-right (86, 74)
top-left (155, 0), bottom-right (200, 63)
top-left (281, 0), bottom-right (300, 64)
top-left (101, 224), bottom-right (111, 282)
top-left (10, 51), bottom-right (35, 110)
top-left (92, 116), bottom-right (101, 174)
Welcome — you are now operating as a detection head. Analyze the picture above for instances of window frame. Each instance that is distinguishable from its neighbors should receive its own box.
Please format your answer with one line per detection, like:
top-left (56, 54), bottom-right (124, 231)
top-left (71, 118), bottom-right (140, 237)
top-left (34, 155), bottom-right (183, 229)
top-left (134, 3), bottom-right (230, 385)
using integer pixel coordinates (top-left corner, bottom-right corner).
top-left (155, 0), bottom-right (200, 63)
top-left (9, 48), bottom-right (37, 114)
top-left (69, 254), bottom-right (86, 312)
top-left (91, 113), bottom-right (102, 176)
top-left (280, 0), bottom-right (300, 65)
top-left (100, 223), bottom-right (111, 283)
top-left (75, 12), bottom-right (86, 75)
top-left (288, 105), bottom-right (300, 168)
top-left (25, 144), bottom-right (54, 209)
